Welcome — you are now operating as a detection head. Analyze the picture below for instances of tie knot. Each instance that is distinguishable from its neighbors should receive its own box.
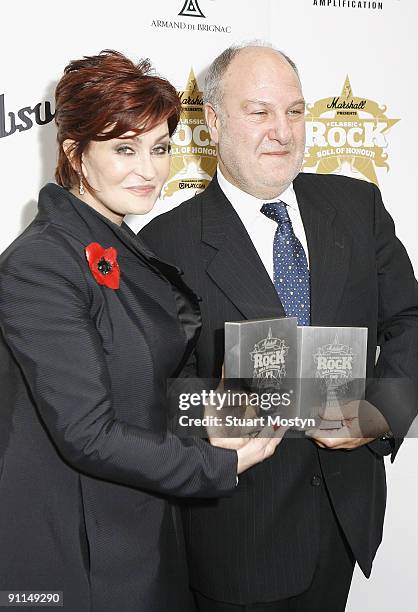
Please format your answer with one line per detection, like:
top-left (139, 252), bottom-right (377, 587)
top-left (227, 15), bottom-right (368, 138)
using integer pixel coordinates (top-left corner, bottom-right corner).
top-left (260, 201), bottom-right (290, 225)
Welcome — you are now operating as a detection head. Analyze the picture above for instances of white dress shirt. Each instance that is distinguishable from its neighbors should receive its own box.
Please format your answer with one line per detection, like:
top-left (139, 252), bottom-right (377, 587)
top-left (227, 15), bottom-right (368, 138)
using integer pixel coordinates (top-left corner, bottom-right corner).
top-left (217, 167), bottom-right (310, 282)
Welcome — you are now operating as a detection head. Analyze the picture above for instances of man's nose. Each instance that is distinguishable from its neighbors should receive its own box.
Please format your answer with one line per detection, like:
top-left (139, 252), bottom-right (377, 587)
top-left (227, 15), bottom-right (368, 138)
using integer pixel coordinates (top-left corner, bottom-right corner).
top-left (268, 115), bottom-right (292, 144)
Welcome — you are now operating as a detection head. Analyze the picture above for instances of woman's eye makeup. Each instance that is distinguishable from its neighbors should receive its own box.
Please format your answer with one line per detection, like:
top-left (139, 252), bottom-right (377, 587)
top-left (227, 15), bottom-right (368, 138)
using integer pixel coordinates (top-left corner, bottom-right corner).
top-left (151, 143), bottom-right (171, 155)
top-left (114, 142), bottom-right (171, 156)
top-left (116, 144), bottom-right (136, 155)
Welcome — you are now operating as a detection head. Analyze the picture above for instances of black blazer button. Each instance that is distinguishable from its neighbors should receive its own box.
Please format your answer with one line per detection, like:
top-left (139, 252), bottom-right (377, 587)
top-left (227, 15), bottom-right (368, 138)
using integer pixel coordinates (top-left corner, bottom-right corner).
top-left (311, 475), bottom-right (321, 487)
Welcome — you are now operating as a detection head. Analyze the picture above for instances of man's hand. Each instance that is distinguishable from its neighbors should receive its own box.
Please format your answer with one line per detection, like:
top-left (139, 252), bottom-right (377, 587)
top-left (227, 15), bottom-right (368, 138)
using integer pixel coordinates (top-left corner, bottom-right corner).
top-left (305, 422), bottom-right (374, 450)
top-left (306, 399), bottom-right (390, 450)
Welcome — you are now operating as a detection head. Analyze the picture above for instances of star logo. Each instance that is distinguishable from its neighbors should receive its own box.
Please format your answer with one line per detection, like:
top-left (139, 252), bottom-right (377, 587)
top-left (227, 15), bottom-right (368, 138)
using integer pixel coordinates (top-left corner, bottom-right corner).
top-left (304, 76), bottom-right (400, 184)
top-left (163, 68), bottom-right (216, 198)
top-left (250, 328), bottom-right (289, 380)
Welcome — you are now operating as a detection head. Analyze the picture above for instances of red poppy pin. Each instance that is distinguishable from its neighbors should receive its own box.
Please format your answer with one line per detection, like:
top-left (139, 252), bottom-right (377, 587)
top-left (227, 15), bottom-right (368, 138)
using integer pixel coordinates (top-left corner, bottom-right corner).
top-left (85, 242), bottom-right (120, 289)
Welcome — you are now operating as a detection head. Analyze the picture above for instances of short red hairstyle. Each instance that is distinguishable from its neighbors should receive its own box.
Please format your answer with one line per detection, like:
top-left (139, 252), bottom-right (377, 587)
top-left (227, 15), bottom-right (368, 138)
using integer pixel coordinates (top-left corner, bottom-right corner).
top-left (54, 49), bottom-right (181, 191)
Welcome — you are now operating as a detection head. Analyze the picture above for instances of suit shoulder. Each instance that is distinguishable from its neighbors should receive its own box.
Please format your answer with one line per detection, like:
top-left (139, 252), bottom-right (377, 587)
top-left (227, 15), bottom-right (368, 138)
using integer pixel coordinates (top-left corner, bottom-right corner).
top-left (0, 222), bottom-right (89, 294)
top-left (297, 172), bottom-right (376, 196)
top-left (141, 192), bottom-right (203, 237)
top-left (296, 173), bottom-right (379, 219)
top-left (139, 191), bottom-right (208, 261)
top-left (1, 221), bottom-right (79, 264)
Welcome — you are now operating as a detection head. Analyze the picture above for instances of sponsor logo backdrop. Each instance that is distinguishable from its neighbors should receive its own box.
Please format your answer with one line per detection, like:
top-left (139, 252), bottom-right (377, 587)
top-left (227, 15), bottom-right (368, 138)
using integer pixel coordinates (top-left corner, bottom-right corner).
top-left (1, 1), bottom-right (417, 610)
top-left (0, 0), bottom-right (269, 251)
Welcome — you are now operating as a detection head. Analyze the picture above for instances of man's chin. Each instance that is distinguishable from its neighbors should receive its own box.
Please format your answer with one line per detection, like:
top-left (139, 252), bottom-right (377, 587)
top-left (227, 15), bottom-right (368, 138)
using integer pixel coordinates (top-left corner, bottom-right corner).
top-left (251, 176), bottom-right (295, 200)
top-left (245, 185), bottom-right (290, 200)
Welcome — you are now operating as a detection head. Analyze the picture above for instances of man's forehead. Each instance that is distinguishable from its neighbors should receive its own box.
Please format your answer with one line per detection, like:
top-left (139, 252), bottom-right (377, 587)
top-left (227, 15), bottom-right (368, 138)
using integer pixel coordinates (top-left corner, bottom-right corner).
top-left (227, 47), bottom-right (294, 74)
top-left (242, 97), bottom-right (305, 108)
top-left (224, 79), bottom-right (303, 105)
top-left (222, 49), bottom-right (300, 93)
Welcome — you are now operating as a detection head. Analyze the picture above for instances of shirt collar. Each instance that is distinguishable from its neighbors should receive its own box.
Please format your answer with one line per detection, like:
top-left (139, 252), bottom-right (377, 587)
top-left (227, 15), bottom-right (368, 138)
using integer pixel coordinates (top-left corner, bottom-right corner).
top-left (216, 166), bottom-right (298, 222)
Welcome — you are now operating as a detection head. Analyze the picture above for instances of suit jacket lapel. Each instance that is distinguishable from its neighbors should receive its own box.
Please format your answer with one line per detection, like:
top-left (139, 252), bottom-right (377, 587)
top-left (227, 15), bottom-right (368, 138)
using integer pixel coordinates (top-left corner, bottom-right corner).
top-left (38, 184), bottom-right (189, 288)
top-left (294, 174), bottom-right (351, 325)
top-left (200, 174), bottom-right (351, 325)
top-left (201, 177), bottom-right (285, 321)
top-left (37, 184), bottom-right (201, 352)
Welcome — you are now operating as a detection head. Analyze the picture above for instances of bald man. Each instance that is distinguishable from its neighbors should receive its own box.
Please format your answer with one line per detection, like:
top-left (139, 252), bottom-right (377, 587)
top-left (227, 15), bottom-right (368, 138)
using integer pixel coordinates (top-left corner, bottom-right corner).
top-left (141, 44), bottom-right (418, 611)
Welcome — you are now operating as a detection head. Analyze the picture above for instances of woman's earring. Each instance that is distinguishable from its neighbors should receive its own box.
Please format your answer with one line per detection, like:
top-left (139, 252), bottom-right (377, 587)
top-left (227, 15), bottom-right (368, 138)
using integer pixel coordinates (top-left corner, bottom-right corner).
top-left (79, 174), bottom-right (85, 196)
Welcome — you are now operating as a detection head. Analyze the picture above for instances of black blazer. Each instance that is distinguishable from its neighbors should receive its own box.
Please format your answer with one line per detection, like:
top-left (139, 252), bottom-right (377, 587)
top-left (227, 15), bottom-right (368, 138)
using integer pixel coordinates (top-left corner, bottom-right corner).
top-left (0, 184), bottom-right (238, 611)
top-left (140, 173), bottom-right (418, 604)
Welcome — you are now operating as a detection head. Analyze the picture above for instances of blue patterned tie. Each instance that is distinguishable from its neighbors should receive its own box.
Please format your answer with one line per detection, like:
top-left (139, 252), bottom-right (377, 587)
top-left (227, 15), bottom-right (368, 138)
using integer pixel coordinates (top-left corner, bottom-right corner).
top-left (261, 202), bottom-right (311, 326)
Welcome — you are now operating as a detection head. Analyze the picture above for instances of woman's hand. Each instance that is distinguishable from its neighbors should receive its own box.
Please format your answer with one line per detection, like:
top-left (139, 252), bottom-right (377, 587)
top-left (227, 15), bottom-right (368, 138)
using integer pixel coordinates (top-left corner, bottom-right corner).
top-left (206, 364), bottom-right (287, 473)
top-left (210, 426), bottom-right (287, 474)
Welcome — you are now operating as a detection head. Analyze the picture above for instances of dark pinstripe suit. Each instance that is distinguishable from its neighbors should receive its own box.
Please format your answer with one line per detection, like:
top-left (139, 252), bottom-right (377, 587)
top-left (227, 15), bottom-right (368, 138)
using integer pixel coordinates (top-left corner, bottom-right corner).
top-left (140, 172), bottom-right (418, 605)
top-left (0, 184), bottom-right (238, 611)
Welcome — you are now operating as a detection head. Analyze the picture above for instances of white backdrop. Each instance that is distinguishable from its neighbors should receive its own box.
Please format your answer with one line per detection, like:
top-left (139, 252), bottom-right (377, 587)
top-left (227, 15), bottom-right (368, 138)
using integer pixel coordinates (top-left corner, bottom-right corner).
top-left (267, 4), bottom-right (418, 610)
top-left (0, 1), bottom-right (417, 610)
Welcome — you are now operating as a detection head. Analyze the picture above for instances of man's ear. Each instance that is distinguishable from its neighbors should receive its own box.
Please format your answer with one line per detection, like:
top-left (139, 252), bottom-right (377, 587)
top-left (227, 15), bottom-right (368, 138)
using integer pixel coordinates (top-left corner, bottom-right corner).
top-left (204, 103), bottom-right (220, 145)
top-left (62, 139), bottom-right (79, 172)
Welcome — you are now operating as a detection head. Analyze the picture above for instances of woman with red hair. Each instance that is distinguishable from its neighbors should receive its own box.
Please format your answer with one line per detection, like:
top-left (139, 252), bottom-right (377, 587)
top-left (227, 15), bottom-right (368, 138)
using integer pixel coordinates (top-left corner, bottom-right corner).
top-left (0, 50), bottom-right (279, 611)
